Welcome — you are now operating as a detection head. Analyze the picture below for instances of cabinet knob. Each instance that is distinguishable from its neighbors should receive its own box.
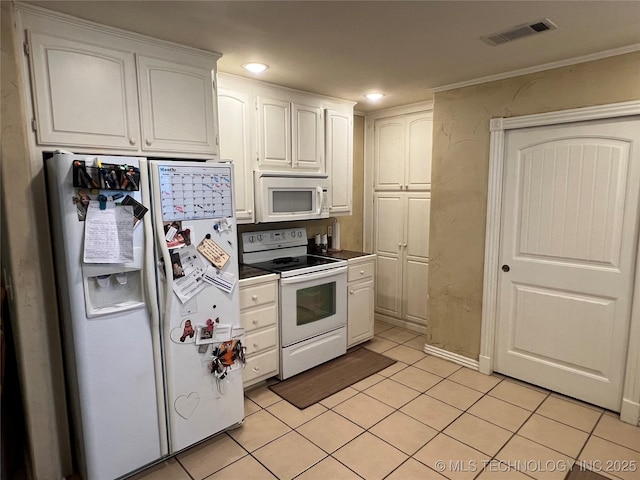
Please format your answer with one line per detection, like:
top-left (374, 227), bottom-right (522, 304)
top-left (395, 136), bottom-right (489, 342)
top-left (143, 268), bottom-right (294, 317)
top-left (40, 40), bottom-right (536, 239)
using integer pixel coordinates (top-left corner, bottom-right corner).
top-left (403, 244), bottom-right (408, 248)
top-left (398, 243), bottom-right (402, 249)
top-left (253, 342), bottom-right (259, 348)
top-left (252, 295), bottom-right (258, 301)
top-left (248, 209), bottom-right (253, 214)
top-left (252, 319), bottom-right (258, 325)
top-left (360, 270), bottom-right (365, 275)
top-left (145, 139), bottom-right (152, 146)
top-left (349, 290), bottom-right (354, 295)
top-left (252, 367), bottom-right (260, 373)
top-left (129, 137), bottom-right (136, 145)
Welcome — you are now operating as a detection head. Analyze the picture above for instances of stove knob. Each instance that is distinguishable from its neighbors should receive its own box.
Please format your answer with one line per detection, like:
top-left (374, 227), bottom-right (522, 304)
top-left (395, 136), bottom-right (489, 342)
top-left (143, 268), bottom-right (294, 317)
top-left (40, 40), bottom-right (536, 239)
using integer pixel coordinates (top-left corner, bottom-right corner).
top-left (257, 234), bottom-right (263, 241)
top-left (290, 231), bottom-right (295, 238)
top-left (249, 235), bottom-right (255, 243)
top-left (298, 231), bottom-right (303, 237)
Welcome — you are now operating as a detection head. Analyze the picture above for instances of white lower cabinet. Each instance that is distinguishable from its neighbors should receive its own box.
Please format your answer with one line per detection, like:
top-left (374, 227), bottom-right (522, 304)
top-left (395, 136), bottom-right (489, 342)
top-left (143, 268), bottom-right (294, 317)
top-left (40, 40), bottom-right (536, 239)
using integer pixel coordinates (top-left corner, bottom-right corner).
top-left (347, 255), bottom-right (376, 347)
top-left (239, 274), bottom-right (279, 388)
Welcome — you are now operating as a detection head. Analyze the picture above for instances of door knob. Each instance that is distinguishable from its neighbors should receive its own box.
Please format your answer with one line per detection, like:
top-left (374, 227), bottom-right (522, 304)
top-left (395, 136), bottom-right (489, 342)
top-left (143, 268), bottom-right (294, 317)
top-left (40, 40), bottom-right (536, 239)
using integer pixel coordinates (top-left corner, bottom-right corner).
top-left (502, 265), bottom-right (510, 272)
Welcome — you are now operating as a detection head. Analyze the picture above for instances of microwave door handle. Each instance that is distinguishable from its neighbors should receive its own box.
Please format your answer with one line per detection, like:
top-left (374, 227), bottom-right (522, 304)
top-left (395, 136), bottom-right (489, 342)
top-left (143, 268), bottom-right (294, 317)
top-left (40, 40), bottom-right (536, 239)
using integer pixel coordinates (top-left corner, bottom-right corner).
top-left (316, 186), bottom-right (322, 215)
top-left (280, 266), bottom-right (347, 285)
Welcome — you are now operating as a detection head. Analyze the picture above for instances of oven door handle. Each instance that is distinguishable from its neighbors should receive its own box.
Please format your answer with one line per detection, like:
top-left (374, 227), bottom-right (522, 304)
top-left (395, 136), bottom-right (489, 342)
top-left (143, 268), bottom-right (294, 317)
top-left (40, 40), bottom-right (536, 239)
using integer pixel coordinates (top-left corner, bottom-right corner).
top-left (280, 266), bottom-right (347, 285)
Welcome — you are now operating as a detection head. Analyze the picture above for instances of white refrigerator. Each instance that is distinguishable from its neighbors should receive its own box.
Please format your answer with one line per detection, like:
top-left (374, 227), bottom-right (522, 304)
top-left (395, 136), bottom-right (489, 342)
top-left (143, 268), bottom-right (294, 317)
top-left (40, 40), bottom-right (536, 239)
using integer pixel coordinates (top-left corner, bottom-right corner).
top-left (45, 154), bottom-right (244, 480)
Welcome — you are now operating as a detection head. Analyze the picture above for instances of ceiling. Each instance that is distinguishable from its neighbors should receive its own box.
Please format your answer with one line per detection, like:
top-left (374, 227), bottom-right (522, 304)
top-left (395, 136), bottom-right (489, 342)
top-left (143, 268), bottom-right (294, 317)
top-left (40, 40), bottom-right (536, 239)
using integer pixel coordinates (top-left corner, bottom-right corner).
top-left (22, 1), bottom-right (640, 112)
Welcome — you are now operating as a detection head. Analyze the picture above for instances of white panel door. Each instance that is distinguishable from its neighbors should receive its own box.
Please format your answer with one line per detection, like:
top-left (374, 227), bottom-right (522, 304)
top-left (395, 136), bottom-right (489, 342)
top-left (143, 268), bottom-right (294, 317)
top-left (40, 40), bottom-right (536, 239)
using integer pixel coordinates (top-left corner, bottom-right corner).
top-left (326, 110), bottom-right (353, 214)
top-left (28, 31), bottom-right (140, 149)
top-left (406, 112), bottom-right (433, 190)
top-left (374, 117), bottom-right (405, 190)
top-left (496, 117), bottom-right (640, 411)
top-left (137, 55), bottom-right (217, 154)
top-left (292, 103), bottom-right (323, 170)
top-left (403, 194), bottom-right (430, 323)
top-left (218, 88), bottom-right (254, 223)
top-left (374, 193), bottom-right (403, 316)
top-left (258, 97), bottom-right (291, 168)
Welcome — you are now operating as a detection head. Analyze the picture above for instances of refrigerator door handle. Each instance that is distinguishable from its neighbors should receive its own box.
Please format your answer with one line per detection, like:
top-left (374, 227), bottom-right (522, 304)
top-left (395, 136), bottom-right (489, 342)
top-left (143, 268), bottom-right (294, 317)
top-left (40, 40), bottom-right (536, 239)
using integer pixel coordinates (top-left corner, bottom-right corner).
top-left (139, 158), bottom-right (170, 456)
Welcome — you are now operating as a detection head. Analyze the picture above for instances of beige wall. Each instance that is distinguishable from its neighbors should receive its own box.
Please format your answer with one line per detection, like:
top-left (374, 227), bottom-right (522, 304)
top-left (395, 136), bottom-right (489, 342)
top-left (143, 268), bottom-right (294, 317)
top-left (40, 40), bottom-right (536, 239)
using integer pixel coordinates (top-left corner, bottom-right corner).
top-left (337, 114), bottom-right (365, 251)
top-left (1, 2), bottom-right (72, 478)
top-left (427, 52), bottom-right (640, 360)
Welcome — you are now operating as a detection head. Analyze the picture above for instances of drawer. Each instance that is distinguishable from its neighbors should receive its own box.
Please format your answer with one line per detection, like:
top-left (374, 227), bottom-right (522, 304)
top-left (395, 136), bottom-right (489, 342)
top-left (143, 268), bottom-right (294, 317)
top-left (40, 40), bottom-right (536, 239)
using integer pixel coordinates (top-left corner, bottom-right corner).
top-left (348, 261), bottom-right (375, 282)
top-left (240, 281), bottom-right (277, 309)
top-left (244, 327), bottom-right (277, 355)
top-left (243, 350), bottom-right (278, 384)
top-left (240, 304), bottom-right (277, 332)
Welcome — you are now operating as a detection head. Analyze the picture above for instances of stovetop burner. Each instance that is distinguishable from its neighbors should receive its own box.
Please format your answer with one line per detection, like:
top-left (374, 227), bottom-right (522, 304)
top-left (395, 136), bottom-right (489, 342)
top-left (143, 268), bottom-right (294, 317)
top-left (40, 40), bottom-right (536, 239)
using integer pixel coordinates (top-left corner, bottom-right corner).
top-left (248, 254), bottom-right (342, 274)
top-left (273, 257), bottom-right (299, 265)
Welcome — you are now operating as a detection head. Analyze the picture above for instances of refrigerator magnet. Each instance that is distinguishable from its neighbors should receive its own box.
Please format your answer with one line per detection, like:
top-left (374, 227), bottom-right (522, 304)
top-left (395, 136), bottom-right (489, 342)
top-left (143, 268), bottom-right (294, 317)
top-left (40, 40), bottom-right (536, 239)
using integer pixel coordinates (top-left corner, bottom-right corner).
top-left (170, 319), bottom-right (196, 344)
top-left (195, 320), bottom-right (216, 346)
top-left (196, 237), bottom-right (230, 270)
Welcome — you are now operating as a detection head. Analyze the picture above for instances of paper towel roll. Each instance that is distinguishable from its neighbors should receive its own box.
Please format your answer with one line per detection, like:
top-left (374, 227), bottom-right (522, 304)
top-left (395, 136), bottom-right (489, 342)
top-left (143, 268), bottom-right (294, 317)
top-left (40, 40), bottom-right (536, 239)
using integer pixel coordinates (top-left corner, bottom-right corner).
top-left (333, 221), bottom-right (341, 250)
top-left (315, 234), bottom-right (321, 245)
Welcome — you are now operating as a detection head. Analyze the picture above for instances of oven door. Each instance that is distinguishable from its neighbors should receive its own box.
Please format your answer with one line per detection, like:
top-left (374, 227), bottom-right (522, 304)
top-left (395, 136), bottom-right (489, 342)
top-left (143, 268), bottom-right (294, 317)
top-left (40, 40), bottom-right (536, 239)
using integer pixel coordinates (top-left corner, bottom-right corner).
top-left (279, 266), bottom-right (347, 347)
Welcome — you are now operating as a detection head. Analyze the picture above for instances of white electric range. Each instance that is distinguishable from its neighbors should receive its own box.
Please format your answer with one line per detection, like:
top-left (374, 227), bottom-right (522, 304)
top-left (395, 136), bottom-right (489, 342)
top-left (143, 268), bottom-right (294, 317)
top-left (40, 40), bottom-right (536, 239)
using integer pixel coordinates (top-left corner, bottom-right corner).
top-left (241, 228), bottom-right (347, 379)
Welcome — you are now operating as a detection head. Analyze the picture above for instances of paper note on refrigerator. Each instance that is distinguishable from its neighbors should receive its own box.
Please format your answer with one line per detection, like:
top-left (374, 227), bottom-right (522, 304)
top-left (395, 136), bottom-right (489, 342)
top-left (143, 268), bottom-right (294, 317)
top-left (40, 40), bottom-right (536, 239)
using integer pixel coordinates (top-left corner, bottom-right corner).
top-left (172, 245), bottom-right (208, 303)
top-left (83, 202), bottom-right (134, 263)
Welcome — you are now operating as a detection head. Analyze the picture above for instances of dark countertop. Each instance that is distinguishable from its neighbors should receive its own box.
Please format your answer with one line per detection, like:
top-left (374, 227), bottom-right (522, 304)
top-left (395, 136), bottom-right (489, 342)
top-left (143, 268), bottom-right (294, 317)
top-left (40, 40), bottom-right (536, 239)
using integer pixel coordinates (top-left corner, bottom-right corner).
top-left (239, 264), bottom-right (274, 280)
top-left (322, 250), bottom-right (375, 260)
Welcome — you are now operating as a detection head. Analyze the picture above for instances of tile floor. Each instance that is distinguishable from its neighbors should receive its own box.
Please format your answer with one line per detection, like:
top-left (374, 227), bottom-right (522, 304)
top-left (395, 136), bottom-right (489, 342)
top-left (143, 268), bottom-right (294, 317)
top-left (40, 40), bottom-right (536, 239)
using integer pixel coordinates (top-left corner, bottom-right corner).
top-left (131, 321), bottom-right (640, 480)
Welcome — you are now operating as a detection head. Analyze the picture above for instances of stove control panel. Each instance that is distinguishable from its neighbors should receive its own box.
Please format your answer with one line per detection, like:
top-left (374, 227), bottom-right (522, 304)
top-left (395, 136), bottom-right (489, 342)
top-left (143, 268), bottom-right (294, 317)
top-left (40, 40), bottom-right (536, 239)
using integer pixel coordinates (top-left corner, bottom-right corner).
top-left (242, 228), bottom-right (308, 253)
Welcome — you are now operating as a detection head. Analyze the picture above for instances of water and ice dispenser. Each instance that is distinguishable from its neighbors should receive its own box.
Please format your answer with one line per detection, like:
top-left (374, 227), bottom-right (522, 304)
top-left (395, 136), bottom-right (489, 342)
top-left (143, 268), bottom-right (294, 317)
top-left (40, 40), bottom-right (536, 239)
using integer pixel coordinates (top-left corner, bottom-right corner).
top-left (83, 262), bottom-right (145, 316)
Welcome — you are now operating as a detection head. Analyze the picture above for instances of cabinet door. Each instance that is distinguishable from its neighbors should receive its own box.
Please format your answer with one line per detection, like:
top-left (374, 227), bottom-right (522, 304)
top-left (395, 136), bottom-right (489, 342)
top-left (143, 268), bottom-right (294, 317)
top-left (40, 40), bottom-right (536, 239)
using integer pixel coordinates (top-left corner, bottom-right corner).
top-left (326, 110), bottom-right (353, 214)
top-left (218, 88), bottom-right (255, 223)
top-left (403, 193), bottom-right (430, 323)
top-left (405, 112), bottom-right (433, 190)
top-left (292, 103), bottom-right (323, 170)
top-left (347, 279), bottom-right (375, 347)
top-left (374, 116), bottom-right (405, 190)
top-left (28, 31), bottom-right (140, 149)
top-left (373, 193), bottom-right (403, 317)
top-left (137, 55), bottom-right (217, 154)
top-left (258, 97), bottom-right (291, 168)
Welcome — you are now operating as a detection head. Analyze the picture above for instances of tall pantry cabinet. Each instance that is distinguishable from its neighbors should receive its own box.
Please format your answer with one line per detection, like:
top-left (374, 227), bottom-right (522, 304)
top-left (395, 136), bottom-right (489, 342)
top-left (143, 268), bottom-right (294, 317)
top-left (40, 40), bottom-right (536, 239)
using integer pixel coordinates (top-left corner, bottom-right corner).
top-left (370, 107), bottom-right (433, 331)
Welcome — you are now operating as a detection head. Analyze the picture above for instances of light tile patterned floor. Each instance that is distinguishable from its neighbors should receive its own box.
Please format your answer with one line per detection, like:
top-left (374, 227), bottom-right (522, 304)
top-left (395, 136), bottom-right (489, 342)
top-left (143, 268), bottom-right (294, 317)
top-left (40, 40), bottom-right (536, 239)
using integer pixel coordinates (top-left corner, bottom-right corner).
top-left (130, 321), bottom-right (640, 480)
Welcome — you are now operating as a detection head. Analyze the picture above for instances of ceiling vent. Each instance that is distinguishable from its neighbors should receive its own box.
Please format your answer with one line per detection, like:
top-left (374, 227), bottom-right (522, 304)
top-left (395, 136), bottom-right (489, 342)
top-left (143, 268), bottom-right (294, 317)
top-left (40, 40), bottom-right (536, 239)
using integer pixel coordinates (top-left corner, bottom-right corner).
top-left (481, 18), bottom-right (557, 46)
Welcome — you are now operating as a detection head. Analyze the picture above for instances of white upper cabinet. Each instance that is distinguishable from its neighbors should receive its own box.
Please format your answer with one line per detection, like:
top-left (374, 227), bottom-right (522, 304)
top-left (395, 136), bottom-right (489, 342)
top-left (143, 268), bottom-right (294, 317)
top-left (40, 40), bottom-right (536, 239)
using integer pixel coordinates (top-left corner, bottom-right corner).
top-left (291, 103), bottom-right (324, 170)
top-left (20, 6), bottom-right (220, 157)
top-left (137, 56), bottom-right (217, 154)
top-left (218, 87), bottom-right (255, 223)
top-left (258, 97), bottom-right (323, 171)
top-left (257, 97), bottom-right (291, 169)
top-left (374, 111), bottom-right (432, 190)
top-left (326, 110), bottom-right (353, 215)
top-left (28, 31), bottom-right (140, 150)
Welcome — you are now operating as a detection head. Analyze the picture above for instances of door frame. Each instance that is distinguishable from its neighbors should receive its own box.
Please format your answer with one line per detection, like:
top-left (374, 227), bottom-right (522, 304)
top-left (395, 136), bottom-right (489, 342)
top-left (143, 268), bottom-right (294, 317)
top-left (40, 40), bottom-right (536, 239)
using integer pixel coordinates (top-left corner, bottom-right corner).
top-left (480, 100), bottom-right (640, 425)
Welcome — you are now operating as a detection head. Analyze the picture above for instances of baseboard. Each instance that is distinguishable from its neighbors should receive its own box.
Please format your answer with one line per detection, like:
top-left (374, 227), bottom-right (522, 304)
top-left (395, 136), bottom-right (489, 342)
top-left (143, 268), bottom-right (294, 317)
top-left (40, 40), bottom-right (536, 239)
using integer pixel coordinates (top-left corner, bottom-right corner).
top-left (478, 355), bottom-right (492, 375)
top-left (620, 398), bottom-right (640, 426)
top-left (374, 313), bottom-right (426, 334)
top-left (423, 344), bottom-right (480, 371)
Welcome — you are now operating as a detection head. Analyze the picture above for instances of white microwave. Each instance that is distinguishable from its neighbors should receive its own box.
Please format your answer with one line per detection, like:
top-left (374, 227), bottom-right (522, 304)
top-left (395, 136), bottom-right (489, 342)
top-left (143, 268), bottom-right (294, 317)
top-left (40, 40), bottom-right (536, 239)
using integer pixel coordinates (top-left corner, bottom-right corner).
top-left (254, 172), bottom-right (330, 222)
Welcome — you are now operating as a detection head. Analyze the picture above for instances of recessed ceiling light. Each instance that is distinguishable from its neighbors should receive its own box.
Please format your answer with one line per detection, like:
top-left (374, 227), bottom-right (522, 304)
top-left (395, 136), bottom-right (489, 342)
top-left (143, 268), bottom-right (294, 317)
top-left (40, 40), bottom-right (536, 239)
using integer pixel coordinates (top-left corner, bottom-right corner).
top-left (365, 93), bottom-right (385, 101)
top-left (242, 63), bottom-right (269, 73)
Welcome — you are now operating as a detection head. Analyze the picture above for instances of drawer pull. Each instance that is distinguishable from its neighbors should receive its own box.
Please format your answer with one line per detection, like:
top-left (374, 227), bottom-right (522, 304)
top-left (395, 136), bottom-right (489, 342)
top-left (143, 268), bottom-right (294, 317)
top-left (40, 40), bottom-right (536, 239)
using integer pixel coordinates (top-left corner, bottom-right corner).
top-left (252, 295), bottom-right (258, 301)
top-left (252, 319), bottom-right (259, 325)
top-left (253, 342), bottom-right (259, 348)
top-left (252, 367), bottom-right (260, 373)
top-left (360, 270), bottom-right (365, 275)
top-left (349, 290), bottom-right (354, 295)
